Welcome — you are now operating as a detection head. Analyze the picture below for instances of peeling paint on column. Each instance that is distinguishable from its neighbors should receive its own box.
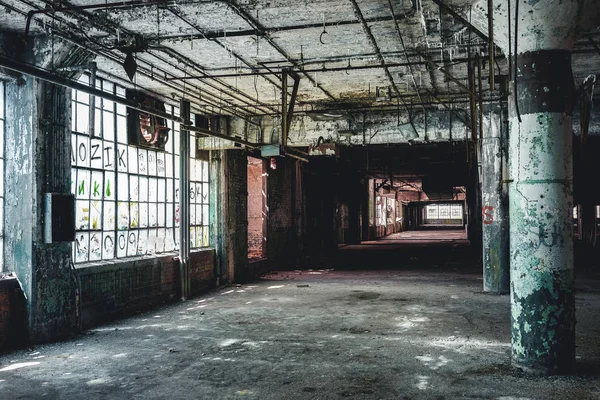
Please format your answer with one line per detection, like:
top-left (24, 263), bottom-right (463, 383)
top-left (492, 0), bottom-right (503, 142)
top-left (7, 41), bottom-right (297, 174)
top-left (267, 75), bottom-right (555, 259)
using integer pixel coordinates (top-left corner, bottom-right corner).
top-left (481, 110), bottom-right (509, 294)
top-left (508, 107), bottom-right (575, 374)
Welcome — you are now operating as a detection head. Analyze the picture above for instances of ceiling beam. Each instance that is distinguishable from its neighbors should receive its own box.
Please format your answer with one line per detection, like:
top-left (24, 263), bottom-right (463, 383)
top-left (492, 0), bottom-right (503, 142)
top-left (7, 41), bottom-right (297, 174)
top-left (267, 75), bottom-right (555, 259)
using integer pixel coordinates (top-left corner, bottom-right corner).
top-left (217, 0), bottom-right (337, 101)
top-left (349, 0), bottom-right (419, 139)
top-left (430, 0), bottom-right (489, 43)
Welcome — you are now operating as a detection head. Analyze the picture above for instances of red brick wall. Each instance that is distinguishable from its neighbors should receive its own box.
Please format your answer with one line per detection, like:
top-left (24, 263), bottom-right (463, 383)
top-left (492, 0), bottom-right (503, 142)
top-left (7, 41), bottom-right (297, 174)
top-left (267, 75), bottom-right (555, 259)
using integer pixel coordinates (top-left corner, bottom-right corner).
top-left (267, 158), bottom-right (295, 262)
top-left (247, 157), bottom-right (264, 258)
top-left (190, 249), bottom-right (216, 296)
top-left (0, 276), bottom-right (26, 350)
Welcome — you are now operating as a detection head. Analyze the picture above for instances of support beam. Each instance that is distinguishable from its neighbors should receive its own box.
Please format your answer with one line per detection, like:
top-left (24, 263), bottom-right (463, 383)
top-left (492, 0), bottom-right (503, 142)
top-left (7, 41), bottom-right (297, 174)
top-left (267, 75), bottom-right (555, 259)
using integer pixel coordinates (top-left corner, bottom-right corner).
top-left (508, 50), bottom-right (575, 374)
top-left (220, 0), bottom-right (336, 101)
top-left (282, 70), bottom-right (288, 147)
top-left (430, 0), bottom-right (489, 43)
top-left (179, 99), bottom-right (191, 300)
top-left (349, 0), bottom-right (419, 139)
top-left (481, 108), bottom-right (509, 294)
top-left (286, 72), bottom-right (300, 136)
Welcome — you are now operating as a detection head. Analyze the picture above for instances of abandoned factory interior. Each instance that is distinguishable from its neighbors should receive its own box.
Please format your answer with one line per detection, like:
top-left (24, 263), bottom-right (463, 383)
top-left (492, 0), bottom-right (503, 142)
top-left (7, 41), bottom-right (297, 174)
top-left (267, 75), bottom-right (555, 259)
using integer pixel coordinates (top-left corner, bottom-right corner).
top-left (1, 0), bottom-right (600, 398)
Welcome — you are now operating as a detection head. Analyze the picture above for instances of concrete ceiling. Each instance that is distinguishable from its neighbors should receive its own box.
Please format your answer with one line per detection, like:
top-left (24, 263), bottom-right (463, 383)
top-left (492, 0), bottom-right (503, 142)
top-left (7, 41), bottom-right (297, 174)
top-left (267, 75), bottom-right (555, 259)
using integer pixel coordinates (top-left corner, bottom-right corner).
top-left (0, 0), bottom-right (505, 116)
top-left (0, 0), bottom-right (599, 138)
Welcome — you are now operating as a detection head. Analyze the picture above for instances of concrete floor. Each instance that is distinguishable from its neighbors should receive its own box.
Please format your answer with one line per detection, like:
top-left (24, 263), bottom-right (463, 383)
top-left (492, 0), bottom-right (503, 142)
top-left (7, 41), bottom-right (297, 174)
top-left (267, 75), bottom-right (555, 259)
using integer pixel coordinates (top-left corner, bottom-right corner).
top-left (1, 247), bottom-right (600, 399)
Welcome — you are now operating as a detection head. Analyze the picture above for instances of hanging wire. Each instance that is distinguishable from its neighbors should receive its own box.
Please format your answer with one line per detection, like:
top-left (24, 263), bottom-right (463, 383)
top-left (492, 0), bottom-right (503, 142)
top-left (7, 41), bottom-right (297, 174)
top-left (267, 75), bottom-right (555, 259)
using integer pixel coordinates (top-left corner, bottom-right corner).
top-left (320, 13), bottom-right (328, 44)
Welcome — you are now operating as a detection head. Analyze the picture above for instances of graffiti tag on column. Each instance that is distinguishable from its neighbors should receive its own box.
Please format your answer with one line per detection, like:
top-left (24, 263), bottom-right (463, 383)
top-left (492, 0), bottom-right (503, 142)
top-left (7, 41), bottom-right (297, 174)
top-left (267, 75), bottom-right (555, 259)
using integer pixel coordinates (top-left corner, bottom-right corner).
top-left (482, 206), bottom-right (494, 224)
top-left (532, 222), bottom-right (561, 249)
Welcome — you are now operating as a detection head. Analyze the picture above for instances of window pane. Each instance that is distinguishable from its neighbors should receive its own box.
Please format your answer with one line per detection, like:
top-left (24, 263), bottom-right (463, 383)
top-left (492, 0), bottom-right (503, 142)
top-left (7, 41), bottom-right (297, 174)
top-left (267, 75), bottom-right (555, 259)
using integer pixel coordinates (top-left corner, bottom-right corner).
top-left (70, 77), bottom-right (209, 262)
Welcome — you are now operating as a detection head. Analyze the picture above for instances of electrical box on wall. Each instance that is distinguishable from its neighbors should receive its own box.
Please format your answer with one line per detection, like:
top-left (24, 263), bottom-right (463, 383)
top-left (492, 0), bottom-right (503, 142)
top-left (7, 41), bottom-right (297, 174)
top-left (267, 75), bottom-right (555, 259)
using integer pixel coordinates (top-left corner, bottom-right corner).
top-left (261, 145), bottom-right (282, 157)
top-left (44, 193), bottom-right (75, 244)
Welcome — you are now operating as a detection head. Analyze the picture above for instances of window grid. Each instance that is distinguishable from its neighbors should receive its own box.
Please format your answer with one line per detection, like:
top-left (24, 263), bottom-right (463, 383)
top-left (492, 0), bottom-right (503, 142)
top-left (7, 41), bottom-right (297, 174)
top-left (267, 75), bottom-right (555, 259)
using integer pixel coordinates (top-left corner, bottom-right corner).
top-left (425, 204), bottom-right (463, 221)
top-left (71, 76), bottom-right (209, 264)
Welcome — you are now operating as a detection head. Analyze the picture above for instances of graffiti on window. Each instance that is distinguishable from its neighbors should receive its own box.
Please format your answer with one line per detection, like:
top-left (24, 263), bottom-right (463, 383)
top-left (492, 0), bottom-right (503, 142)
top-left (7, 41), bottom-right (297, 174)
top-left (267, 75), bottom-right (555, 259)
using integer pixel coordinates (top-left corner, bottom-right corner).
top-left (71, 76), bottom-right (209, 263)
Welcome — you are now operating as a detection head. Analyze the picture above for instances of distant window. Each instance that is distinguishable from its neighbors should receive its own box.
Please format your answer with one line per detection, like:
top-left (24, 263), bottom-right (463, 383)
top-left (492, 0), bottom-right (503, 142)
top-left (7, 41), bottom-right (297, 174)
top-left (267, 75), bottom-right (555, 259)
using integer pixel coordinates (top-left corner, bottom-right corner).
top-left (425, 204), bottom-right (438, 220)
top-left (424, 203), bottom-right (463, 225)
top-left (70, 76), bottom-right (209, 264)
top-left (450, 204), bottom-right (463, 219)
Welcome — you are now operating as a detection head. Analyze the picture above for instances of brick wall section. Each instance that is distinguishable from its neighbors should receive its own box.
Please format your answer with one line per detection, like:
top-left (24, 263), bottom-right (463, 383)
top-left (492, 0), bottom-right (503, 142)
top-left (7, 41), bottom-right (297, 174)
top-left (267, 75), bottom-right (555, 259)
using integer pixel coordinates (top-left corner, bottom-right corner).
top-left (189, 249), bottom-right (216, 297)
top-left (247, 157), bottom-right (264, 258)
top-left (0, 276), bottom-right (26, 350)
top-left (268, 158), bottom-right (295, 264)
top-left (77, 249), bottom-right (215, 328)
top-left (225, 150), bottom-right (249, 282)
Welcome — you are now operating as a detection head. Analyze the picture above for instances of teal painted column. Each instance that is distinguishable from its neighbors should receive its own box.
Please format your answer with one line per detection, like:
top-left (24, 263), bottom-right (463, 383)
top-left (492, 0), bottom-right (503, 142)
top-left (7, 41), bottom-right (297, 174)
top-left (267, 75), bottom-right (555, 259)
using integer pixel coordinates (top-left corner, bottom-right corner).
top-left (487, 0), bottom-right (600, 374)
top-left (5, 77), bottom-right (76, 342)
top-left (481, 110), bottom-right (509, 293)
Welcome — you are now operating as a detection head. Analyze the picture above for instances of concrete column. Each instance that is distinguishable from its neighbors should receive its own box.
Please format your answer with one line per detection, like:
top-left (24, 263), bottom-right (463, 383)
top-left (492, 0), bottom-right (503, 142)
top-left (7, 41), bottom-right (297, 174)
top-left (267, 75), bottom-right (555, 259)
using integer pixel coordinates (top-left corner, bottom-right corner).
top-left (481, 110), bottom-right (509, 293)
top-left (5, 77), bottom-right (76, 342)
top-left (508, 51), bottom-right (575, 373)
top-left (482, 0), bottom-right (600, 374)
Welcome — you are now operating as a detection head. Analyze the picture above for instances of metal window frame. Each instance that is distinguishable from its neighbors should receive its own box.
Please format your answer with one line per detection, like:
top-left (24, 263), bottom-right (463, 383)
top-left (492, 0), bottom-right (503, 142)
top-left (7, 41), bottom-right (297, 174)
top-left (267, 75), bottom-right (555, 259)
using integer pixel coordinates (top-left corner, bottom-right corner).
top-left (71, 76), bottom-right (210, 264)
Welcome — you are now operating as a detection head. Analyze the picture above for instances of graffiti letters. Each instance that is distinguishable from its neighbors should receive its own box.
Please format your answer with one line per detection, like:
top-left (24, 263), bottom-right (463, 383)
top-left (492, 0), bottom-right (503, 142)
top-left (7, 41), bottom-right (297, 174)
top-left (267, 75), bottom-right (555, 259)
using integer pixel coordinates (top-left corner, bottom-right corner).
top-left (482, 206), bottom-right (494, 225)
top-left (118, 149), bottom-right (127, 168)
top-left (534, 222), bottom-right (561, 249)
top-left (72, 138), bottom-right (117, 169)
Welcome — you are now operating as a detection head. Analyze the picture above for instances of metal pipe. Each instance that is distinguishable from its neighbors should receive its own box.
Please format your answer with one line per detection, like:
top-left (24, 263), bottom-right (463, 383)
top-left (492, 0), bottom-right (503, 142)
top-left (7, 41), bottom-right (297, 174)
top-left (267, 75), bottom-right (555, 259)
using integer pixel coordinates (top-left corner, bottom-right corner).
top-left (285, 152), bottom-right (309, 163)
top-left (30, 0), bottom-right (276, 117)
top-left (281, 70), bottom-right (288, 147)
top-left (89, 62), bottom-right (97, 137)
top-left (0, 53), bottom-right (190, 123)
top-left (286, 73), bottom-right (300, 136)
top-left (167, 57), bottom-right (475, 81)
top-left (217, 0), bottom-right (336, 101)
top-left (387, 0), bottom-right (427, 139)
top-left (468, 59), bottom-right (477, 141)
top-left (147, 47), bottom-right (278, 114)
top-left (179, 99), bottom-right (191, 300)
top-left (477, 54), bottom-right (484, 141)
top-left (161, 6), bottom-right (284, 95)
top-left (183, 125), bottom-right (260, 149)
top-left (13, 0), bottom-right (259, 119)
top-left (349, 0), bottom-right (420, 139)
top-left (487, 0), bottom-right (495, 89)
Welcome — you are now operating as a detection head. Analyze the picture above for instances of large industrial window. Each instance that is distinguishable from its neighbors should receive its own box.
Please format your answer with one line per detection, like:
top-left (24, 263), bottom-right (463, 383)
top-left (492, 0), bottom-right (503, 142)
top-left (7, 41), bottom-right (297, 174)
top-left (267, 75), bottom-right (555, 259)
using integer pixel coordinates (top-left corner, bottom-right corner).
top-left (424, 203), bottom-right (463, 225)
top-left (0, 83), bottom-right (4, 271)
top-left (71, 76), bottom-right (209, 264)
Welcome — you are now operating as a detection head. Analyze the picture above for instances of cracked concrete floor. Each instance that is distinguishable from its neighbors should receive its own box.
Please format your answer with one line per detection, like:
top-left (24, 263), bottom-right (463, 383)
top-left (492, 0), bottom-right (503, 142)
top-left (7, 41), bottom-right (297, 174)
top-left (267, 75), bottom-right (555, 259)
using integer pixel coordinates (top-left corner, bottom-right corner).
top-left (1, 268), bottom-right (600, 399)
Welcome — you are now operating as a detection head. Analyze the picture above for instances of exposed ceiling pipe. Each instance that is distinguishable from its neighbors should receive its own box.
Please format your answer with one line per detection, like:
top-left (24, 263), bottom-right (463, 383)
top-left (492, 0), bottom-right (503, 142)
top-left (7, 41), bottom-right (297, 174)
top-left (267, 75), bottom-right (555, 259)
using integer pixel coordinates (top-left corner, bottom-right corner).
top-left (162, 5), bottom-right (285, 94)
top-left (14, 0), bottom-right (235, 116)
top-left (216, 0), bottom-right (337, 101)
top-left (183, 125), bottom-right (260, 149)
top-left (387, 0), bottom-right (427, 129)
top-left (147, 47), bottom-right (278, 114)
top-left (0, 53), bottom-right (189, 123)
top-left (348, 0), bottom-right (420, 139)
top-left (168, 56), bottom-right (477, 80)
top-left (23, 0), bottom-right (277, 116)
top-left (0, 54), bottom-right (268, 148)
